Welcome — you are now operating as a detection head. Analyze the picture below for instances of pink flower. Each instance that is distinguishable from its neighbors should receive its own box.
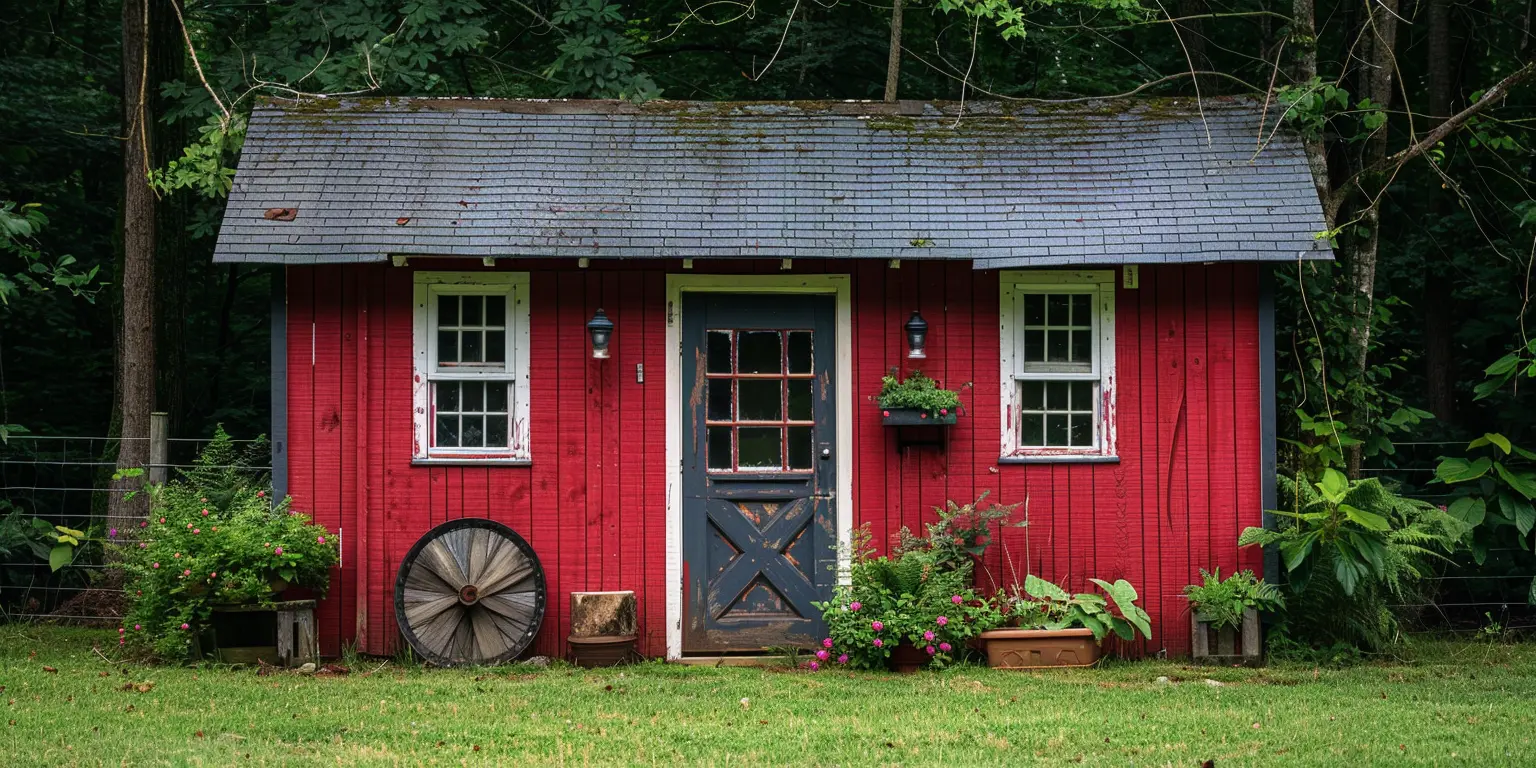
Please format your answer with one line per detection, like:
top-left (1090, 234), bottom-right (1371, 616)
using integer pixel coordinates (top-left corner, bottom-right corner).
top-left (940, 409), bottom-right (948, 416)
top-left (256, 491), bottom-right (265, 498)
top-left (274, 546), bottom-right (284, 555)
top-left (193, 528), bottom-right (200, 534)
top-left (186, 523), bottom-right (193, 529)
top-left (212, 527), bottom-right (218, 532)
top-left (871, 620), bottom-right (883, 632)
top-left (109, 528), bottom-right (117, 538)
top-left (119, 638), bottom-right (124, 646)
top-left (815, 649), bottom-right (829, 661)
top-left (849, 601), bottom-right (861, 612)
top-left (119, 627), bottom-right (125, 634)
top-left (139, 543), bottom-right (147, 549)
top-left (317, 536), bottom-right (325, 544)
top-left (925, 645), bottom-right (936, 655)
top-left (936, 616), bottom-right (949, 626)
top-left (822, 638), bottom-right (833, 649)
top-left (139, 521), bottom-right (147, 528)
top-left (923, 630), bottom-right (935, 642)
top-left (158, 517), bottom-right (165, 524)
top-left (201, 509), bottom-right (209, 516)
top-left (837, 653), bottom-right (849, 664)
top-left (939, 642), bottom-right (952, 652)
top-left (174, 553), bottom-right (180, 558)
top-left (152, 563), bottom-right (159, 569)
top-left (808, 661), bottom-right (820, 671)
top-left (180, 623), bottom-right (189, 630)
top-left (134, 624), bottom-right (141, 631)
top-left (873, 638), bottom-right (884, 648)
top-left (210, 572), bottom-right (217, 579)
top-left (951, 595), bottom-right (963, 605)
top-left (183, 569), bottom-right (191, 576)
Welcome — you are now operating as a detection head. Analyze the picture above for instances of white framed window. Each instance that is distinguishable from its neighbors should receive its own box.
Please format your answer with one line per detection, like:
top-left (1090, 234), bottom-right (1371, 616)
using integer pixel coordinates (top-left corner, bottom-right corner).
top-left (999, 270), bottom-right (1116, 459)
top-left (412, 272), bottom-right (531, 462)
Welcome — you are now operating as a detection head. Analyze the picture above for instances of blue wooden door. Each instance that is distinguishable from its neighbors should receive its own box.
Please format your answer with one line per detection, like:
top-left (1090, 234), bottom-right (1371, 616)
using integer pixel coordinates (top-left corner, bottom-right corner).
top-left (682, 294), bottom-right (837, 653)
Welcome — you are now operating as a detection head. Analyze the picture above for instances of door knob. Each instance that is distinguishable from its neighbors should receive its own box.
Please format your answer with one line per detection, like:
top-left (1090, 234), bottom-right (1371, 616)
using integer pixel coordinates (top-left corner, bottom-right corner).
top-left (819, 448), bottom-right (831, 460)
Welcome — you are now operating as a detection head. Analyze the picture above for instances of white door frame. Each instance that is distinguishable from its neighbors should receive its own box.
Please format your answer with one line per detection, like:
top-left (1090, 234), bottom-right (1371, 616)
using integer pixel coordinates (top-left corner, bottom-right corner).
top-left (664, 274), bottom-right (854, 658)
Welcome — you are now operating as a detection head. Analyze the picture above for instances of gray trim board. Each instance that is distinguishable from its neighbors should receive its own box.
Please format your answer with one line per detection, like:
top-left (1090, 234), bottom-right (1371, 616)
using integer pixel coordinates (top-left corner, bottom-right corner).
top-left (1258, 263), bottom-right (1279, 583)
top-left (270, 266), bottom-right (288, 498)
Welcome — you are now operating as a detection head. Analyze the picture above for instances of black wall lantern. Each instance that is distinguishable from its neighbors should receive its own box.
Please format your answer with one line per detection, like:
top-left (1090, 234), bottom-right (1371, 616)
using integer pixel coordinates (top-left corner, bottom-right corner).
top-left (587, 308), bottom-right (615, 359)
top-left (904, 310), bottom-right (928, 359)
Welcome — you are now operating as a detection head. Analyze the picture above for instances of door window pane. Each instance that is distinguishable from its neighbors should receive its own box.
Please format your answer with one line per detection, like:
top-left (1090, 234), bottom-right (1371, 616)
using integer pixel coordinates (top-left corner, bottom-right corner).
top-left (707, 331), bottom-right (732, 373)
top-left (737, 332), bottom-right (781, 374)
top-left (704, 327), bottom-right (817, 472)
top-left (787, 379), bottom-right (812, 421)
top-left (707, 426), bottom-right (733, 470)
top-left (787, 426), bottom-right (813, 469)
top-left (737, 427), bottom-right (781, 469)
top-left (708, 380), bottom-right (733, 421)
top-left (738, 380), bottom-right (782, 421)
top-left (787, 332), bottom-right (812, 374)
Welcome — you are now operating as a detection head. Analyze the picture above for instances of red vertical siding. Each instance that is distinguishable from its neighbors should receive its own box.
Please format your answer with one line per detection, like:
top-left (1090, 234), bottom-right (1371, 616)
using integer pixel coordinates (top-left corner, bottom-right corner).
top-left (283, 260), bottom-right (1267, 659)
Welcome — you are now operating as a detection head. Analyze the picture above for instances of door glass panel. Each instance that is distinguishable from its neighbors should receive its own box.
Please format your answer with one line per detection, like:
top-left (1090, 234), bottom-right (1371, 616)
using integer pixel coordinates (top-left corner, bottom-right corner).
top-left (706, 426), bottom-right (733, 470)
top-left (707, 380), bottom-right (733, 421)
top-left (787, 426), bottom-right (813, 469)
top-left (738, 380), bottom-right (782, 421)
top-left (737, 427), bottom-right (781, 468)
top-left (787, 379), bottom-right (812, 421)
top-left (707, 331), bottom-right (733, 373)
top-left (787, 332), bottom-right (812, 374)
top-left (737, 332), bottom-right (781, 374)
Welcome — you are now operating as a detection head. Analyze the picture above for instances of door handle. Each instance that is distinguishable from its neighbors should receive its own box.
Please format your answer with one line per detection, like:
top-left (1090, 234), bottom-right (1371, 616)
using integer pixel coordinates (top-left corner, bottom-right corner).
top-left (819, 448), bottom-right (831, 461)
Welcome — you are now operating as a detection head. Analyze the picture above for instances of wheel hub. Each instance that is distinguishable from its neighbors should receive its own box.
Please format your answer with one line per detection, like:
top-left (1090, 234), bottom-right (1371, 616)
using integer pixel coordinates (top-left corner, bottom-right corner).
top-left (459, 584), bottom-right (479, 605)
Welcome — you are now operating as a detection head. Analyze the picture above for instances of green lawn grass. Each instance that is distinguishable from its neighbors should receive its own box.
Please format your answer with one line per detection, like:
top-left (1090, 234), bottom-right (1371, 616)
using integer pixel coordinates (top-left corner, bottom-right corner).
top-left (1, 626), bottom-right (1532, 766)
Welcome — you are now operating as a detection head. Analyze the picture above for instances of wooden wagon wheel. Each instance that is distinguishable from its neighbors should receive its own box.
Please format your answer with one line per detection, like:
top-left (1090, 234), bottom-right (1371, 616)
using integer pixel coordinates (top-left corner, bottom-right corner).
top-left (394, 518), bottom-right (546, 666)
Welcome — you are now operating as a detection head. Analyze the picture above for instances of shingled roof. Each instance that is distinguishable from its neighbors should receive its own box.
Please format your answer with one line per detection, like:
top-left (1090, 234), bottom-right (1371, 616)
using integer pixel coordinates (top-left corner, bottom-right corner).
top-left (213, 97), bottom-right (1332, 267)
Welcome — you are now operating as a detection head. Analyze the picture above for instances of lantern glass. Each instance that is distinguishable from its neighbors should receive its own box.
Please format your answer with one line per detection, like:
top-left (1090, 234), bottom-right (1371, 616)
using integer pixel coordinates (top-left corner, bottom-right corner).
top-left (587, 309), bottom-right (614, 359)
top-left (904, 311), bottom-right (928, 359)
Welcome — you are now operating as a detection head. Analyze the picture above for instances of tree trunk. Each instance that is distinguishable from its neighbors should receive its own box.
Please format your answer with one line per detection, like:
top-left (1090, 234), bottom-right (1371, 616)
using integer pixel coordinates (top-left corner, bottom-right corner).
top-left (1290, 0), bottom-right (1332, 211)
top-left (884, 0), bottom-right (904, 102)
top-left (1175, 0), bottom-right (1214, 95)
top-left (1422, 0), bottom-right (1458, 423)
top-left (111, 0), bottom-right (156, 531)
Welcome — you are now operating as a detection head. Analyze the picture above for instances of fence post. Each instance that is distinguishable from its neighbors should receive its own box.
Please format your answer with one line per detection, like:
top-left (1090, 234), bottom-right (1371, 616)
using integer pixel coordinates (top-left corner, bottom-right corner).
top-left (149, 412), bottom-right (169, 485)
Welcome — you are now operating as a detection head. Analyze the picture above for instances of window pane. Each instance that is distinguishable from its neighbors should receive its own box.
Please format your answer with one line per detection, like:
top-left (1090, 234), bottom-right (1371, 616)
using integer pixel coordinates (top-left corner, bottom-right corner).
top-left (737, 427), bottom-right (781, 468)
top-left (1047, 294), bottom-right (1070, 325)
top-left (787, 426), bottom-right (813, 470)
top-left (437, 330), bottom-right (458, 364)
top-left (1023, 330), bottom-right (1044, 362)
top-left (462, 295), bottom-right (483, 326)
top-left (738, 380), bottom-right (782, 421)
top-left (1068, 414), bottom-right (1093, 448)
top-left (461, 416), bottom-right (485, 448)
top-left (1045, 414), bottom-right (1069, 447)
top-left (738, 331), bottom-right (781, 374)
top-left (486, 415), bottom-right (509, 447)
top-left (787, 379), bottom-right (812, 421)
top-left (1071, 294), bottom-right (1091, 327)
top-left (485, 295), bottom-right (506, 327)
top-left (485, 330), bottom-right (506, 364)
top-left (1070, 330), bottom-right (1092, 364)
top-left (1021, 380), bottom-right (1045, 410)
top-left (1024, 294), bottom-right (1045, 326)
top-left (1070, 380), bottom-right (1094, 412)
top-left (439, 295), bottom-right (460, 327)
top-left (1020, 413), bottom-right (1044, 447)
top-left (707, 331), bottom-right (732, 373)
top-left (707, 426), bottom-right (733, 470)
top-left (436, 381), bottom-right (460, 412)
top-left (462, 329), bottom-right (484, 363)
top-left (1045, 381), bottom-right (1070, 411)
top-left (708, 380), bottom-right (733, 421)
top-left (486, 382), bottom-right (508, 413)
top-left (463, 381), bottom-right (484, 412)
top-left (436, 415), bottom-right (459, 447)
top-left (1047, 330), bottom-right (1070, 362)
top-left (787, 332), bottom-right (812, 374)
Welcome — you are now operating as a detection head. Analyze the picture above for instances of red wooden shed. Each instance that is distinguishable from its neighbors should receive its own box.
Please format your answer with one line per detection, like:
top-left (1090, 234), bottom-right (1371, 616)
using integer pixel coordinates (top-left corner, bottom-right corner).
top-left (214, 97), bottom-right (1330, 660)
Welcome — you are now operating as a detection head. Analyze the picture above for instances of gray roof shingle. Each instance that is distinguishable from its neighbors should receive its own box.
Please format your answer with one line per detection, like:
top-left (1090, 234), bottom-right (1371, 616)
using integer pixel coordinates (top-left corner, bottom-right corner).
top-left (212, 97), bottom-right (1333, 266)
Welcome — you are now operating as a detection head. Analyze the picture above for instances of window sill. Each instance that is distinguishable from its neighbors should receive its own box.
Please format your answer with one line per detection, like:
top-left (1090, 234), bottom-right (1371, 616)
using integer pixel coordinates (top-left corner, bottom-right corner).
top-left (997, 454), bottom-right (1120, 465)
top-left (412, 457), bottom-right (532, 467)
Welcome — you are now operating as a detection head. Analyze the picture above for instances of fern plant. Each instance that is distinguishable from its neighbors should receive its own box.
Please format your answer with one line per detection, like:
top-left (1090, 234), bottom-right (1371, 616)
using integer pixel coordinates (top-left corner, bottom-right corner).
top-left (1182, 568), bottom-right (1284, 631)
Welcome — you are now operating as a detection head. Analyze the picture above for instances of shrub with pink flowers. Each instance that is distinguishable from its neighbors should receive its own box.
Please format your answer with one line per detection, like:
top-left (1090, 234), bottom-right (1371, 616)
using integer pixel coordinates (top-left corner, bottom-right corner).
top-left (810, 524), bottom-right (1003, 671)
top-left (116, 429), bottom-right (337, 661)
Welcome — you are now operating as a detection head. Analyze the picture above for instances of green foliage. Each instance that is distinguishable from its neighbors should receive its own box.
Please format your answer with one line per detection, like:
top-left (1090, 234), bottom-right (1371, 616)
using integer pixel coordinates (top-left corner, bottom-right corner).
top-left (812, 524), bottom-right (1002, 670)
top-left (1182, 568), bottom-right (1284, 631)
top-left (876, 370), bottom-right (964, 416)
top-left (0, 202), bottom-right (100, 307)
top-left (1243, 473), bottom-right (1467, 650)
top-left (1001, 574), bottom-right (1152, 642)
top-left (545, 0), bottom-right (660, 100)
top-left (1433, 433), bottom-right (1536, 603)
top-left (118, 430), bottom-right (337, 661)
top-left (893, 491), bottom-right (1021, 564)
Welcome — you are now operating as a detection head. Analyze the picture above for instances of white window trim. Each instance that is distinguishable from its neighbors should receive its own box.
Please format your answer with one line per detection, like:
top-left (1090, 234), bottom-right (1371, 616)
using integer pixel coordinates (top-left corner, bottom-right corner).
top-left (412, 271), bottom-right (531, 463)
top-left (999, 269), bottom-right (1117, 461)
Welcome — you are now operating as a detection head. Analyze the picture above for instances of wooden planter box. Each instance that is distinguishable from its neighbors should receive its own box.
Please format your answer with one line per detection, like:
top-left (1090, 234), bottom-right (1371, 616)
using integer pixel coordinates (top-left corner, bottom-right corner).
top-left (199, 599), bottom-right (318, 667)
top-left (1190, 608), bottom-right (1262, 666)
top-left (880, 408), bottom-right (958, 426)
top-left (979, 628), bottom-right (1100, 669)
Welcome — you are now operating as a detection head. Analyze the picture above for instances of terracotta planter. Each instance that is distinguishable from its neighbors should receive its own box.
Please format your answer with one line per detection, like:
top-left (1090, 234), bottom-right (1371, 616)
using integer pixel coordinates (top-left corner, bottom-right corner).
top-left (568, 635), bottom-right (638, 668)
top-left (980, 628), bottom-right (1101, 669)
top-left (888, 640), bottom-right (930, 673)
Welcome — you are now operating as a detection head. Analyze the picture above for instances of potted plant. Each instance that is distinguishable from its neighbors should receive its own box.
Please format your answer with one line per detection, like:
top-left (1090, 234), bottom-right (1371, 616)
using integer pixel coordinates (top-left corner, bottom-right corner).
top-left (810, 524), bottom-right (1002, 673)
top-left (980, 575), bottom-right (1152, 669)
top-left (1182, 568), bottom-right (1282, 665)
top-left (115, 429), bottom-right (339, 662)
top-left (876, 371), bottom-right (963, 426)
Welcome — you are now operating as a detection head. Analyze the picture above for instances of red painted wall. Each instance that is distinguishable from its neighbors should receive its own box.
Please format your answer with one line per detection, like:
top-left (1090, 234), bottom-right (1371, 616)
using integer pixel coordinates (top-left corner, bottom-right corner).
top-left (284, 259), bottom-right (1264, 659)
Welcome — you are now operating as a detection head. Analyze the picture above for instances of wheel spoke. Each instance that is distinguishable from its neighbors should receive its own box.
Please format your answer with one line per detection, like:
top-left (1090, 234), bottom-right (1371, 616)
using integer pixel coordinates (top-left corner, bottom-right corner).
top-left (469, 606), bottom-right (510, 661)
top-left (417, 539), bottom-right (468, 590)
top-left (477, 549), bottom-right (535, 597)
